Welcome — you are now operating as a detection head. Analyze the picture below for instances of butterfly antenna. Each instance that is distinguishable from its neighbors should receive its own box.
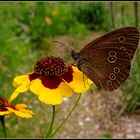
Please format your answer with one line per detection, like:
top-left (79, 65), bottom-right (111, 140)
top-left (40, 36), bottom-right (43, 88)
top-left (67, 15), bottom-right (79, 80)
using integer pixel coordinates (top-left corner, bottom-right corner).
top-left (52, 40), bottom-right (74, 50)
top-left (52, 40), bottom-right (77, 67)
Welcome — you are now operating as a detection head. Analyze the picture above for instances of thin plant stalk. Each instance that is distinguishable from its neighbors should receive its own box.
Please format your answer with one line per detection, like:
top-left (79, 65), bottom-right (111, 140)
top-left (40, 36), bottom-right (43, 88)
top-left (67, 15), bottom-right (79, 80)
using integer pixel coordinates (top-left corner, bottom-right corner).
top-left (50, 94), bottom-right (82, 138)
top-left (0, 116), bottom-right (7, 138)
top-left (46, 105), bottom-right (55, 138)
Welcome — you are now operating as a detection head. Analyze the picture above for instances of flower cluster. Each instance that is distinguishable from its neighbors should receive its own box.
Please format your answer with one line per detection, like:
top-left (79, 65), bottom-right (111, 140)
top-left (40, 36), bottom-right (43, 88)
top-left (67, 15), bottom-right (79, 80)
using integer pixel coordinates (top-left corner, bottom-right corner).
top-left (0, 55), bottom-right (94, 119)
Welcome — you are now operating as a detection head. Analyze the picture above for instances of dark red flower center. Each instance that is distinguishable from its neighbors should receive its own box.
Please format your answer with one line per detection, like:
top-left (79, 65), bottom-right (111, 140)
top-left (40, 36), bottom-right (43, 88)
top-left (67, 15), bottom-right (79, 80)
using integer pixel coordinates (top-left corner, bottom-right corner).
top-left (0, 97), bottom-right (16, 112)
top-left (0, 97), bottom-right (9, 111)
top-left (34, 56), bottom-right (68, 77)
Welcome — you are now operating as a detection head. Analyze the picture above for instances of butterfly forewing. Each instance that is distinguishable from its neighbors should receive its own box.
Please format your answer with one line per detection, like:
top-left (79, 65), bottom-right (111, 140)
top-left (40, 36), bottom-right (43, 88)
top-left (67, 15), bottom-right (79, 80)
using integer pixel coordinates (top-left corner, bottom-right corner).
top-left (74, 27), bottom-right (140, 91)
top-left (80, 27), bottom-right (140, 60)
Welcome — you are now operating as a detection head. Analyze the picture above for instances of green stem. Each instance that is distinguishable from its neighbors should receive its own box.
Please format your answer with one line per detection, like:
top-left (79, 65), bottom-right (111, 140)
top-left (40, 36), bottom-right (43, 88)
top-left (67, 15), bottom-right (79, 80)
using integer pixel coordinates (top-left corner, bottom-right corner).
top-left (0, 116), bottom-right (7, 138)
top-left (50, 94), bottom-right (82, 138)
top-left (46, 105), bottom-right (55, 138)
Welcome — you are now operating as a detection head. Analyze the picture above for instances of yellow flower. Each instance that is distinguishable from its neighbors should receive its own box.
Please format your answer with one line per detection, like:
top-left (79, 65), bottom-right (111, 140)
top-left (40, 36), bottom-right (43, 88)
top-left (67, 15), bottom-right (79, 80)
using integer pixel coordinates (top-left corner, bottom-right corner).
top-left (45, 17), bottom-right (52, 25)
top-left (51, 10), bottom-right (59, 17)
top-left (13, 56), bottom-right (94, 105)
top-left (0, 92), bottom-right (34, 118)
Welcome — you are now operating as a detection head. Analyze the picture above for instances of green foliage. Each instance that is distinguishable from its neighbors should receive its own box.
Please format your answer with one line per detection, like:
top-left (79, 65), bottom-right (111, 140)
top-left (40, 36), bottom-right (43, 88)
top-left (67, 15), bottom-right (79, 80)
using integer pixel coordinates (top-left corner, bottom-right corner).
top-left (101, 133), bottom-right (112, 139)
top-left (4, 2), bottom-right (108, 49)
top-left (12, 2), bottom-right (75, 48)
top-left (68, 22), bottom-right (90, 37)
top-left (70, 2), bottom-right (109, 30)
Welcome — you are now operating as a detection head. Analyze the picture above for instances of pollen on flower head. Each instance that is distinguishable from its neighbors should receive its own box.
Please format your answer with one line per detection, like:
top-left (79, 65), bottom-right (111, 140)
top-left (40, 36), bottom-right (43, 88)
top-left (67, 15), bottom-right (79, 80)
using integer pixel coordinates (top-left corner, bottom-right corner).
top-left (34, 56), bottom-right (68, 77)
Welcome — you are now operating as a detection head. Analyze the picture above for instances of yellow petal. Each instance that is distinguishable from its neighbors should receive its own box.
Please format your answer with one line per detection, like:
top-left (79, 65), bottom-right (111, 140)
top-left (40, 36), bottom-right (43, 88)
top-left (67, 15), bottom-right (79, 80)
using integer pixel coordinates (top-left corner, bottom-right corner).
top-left (30, 79), bottom-right (62, 105)
top-left (15, 104), bottom-right (34, 115)
top-left (30, 78), bottom-right (73, 105)
top-left (15, 82), bottom-right (30, 93)
top-left (58, 82), bottom-right (73, 97)
top-left (7, 107), bottom-right (34, 118)
top-left (8, 91), bottom-right (20, 103)
top-left (15, 104), bottom-right (27, 109)
top-left (29, 78), bottom-right (42, 95)
top-left (0, 110), bottom-right (11, 116)
top-left (13, 75), bottom-right (30, 88)
top-left (63, 66), bottom-right (94, 93)
top-left (38, 89), bottom-right (62, 105)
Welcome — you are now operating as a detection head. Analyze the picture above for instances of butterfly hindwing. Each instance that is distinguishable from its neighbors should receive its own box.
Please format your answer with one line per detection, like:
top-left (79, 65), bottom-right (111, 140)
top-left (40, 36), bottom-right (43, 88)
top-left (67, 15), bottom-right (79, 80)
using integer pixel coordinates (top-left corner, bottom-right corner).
top-left (78, 47), bottom-right (131, 91)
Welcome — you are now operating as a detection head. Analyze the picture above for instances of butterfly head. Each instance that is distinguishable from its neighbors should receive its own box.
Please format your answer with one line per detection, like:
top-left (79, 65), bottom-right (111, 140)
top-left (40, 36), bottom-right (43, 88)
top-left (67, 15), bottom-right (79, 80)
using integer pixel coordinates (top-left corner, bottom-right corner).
top-left (71, 50), bottom-right (80, 61)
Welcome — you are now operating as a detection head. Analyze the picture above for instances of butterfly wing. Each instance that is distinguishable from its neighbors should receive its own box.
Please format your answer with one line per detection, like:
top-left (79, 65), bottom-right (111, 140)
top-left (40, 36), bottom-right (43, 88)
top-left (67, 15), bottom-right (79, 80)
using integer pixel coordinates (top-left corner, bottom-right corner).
top-left (79, 47), bottom-right (131, 91)
top-left (78, 27), bottom-right (139, 91)
top-left (80, 27), bottom-right (140, 60)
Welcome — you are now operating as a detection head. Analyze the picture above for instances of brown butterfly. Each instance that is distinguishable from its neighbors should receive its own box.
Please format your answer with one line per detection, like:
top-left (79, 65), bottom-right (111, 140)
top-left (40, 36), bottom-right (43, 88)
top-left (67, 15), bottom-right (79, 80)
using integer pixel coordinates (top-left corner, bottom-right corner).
top-left (71, 27), bottom-right (140, 91)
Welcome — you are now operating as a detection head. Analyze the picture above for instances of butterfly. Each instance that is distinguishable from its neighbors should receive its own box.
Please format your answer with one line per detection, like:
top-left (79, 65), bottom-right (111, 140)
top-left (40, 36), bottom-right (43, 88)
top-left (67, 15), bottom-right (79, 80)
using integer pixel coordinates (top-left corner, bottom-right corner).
top-left (71, 27), bottom-right (140, 91)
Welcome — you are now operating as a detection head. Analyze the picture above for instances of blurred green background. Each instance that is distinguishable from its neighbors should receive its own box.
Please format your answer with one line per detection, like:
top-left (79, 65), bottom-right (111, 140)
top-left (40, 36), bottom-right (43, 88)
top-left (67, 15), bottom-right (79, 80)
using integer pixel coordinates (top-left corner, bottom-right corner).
top-left (0, 1), bottom-right (140, 138)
